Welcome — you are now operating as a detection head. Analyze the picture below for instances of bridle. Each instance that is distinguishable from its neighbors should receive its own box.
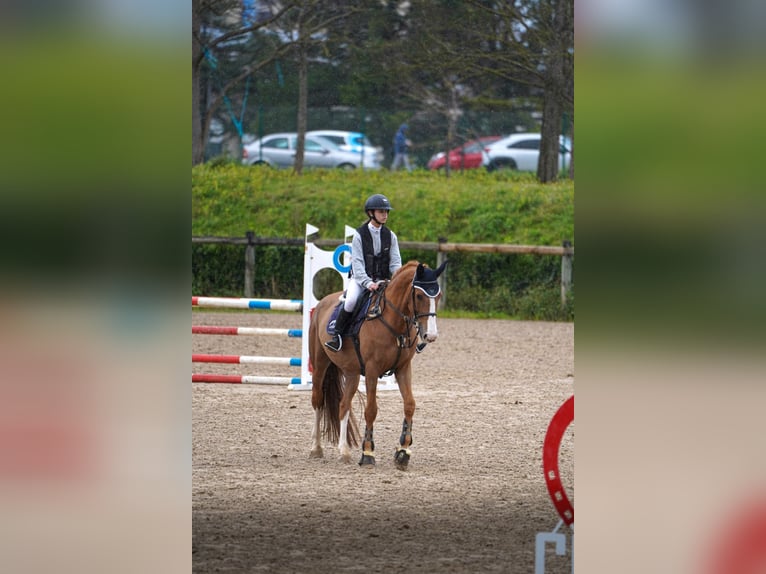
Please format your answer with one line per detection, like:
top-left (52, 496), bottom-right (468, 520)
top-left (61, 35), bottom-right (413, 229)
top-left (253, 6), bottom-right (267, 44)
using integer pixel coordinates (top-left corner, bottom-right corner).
top-left (349, 272), bottom-right (441, 378)
top-left (374, 277), bottom-right (440, 351)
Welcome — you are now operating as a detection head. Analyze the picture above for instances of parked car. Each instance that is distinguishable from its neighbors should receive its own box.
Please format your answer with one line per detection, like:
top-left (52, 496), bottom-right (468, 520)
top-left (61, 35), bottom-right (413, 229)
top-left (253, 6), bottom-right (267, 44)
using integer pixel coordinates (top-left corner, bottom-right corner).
top-left (242, 132), bottom-right (382, 170)
top-left (306, 130), bottom-right (384, 165)
top-left (482, 133), bottom-right (571, 172)
top-left (427, 136), bottom-right (502, 171)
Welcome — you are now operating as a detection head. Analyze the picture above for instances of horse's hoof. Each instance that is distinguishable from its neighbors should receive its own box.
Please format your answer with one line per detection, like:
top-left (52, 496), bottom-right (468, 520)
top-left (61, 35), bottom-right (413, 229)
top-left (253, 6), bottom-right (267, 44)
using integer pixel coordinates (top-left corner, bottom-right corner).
top-left (358, 454), bottom-right (376, 467)
top-left (309, 448), bottom-right (323, 459)
top-left (394, 448), bottom-right (410, 470)
top-left (339, 452), bottom-right (352, 464)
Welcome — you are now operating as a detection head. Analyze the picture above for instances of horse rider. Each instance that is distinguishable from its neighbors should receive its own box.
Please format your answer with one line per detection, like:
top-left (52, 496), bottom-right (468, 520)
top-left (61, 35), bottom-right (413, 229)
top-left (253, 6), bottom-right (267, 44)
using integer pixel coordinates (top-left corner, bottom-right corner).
top-left (325, 193), bottom-right (402, 352)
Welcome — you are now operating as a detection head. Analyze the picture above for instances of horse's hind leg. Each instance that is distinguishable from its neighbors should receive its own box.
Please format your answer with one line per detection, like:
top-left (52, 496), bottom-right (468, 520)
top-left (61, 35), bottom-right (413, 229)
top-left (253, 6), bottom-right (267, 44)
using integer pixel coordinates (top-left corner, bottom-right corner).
top-left (337, 410), bottom-right (352, 463)
top-left (310, 407), bottom-right (323, 458)
top-left (337, 374), bottom-right (360, 463)
top-left (309, 349), bottom-right (329, 458)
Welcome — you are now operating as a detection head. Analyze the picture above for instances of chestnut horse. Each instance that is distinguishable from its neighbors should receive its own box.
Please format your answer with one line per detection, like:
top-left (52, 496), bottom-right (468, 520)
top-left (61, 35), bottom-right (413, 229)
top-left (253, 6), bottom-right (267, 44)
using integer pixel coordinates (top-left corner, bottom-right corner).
top-left (309, 260), bottom-right (447, 469)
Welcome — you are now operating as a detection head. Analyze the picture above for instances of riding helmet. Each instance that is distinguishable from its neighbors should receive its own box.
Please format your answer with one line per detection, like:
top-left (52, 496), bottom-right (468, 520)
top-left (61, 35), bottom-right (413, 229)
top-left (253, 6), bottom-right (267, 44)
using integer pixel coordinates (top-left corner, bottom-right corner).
top-left (364, 194), bottom-right (393, 212)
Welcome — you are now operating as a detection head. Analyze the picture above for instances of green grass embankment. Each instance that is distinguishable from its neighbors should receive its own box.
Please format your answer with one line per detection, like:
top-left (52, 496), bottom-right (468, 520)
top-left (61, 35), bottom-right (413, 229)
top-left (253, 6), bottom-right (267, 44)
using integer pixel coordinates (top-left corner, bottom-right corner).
top-left (192, 165), bottom-right (574, 320)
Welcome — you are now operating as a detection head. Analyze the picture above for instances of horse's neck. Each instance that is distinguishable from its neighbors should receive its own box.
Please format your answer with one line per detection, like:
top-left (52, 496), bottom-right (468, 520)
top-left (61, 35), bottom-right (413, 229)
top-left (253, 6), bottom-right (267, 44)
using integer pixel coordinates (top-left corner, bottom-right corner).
top-left (383, 276), bottom-right (412, 323)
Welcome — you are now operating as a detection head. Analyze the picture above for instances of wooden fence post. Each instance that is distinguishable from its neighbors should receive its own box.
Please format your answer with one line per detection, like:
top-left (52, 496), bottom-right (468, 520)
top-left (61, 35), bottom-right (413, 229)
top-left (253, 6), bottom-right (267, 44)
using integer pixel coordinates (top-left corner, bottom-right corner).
top-left (437, 237), bottom-right (447, 310)
top-left (244, 231), bottom-right (255, 298)
top-left (561, 239), bottom-right (572, 308)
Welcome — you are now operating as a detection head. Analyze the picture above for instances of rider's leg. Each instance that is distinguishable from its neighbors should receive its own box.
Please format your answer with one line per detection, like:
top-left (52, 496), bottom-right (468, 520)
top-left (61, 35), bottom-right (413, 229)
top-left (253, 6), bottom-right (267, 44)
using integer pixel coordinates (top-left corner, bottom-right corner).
top-left (325, 308), bottom-right (352, 351)
top-left (325, 281), bottom-right (362, 352)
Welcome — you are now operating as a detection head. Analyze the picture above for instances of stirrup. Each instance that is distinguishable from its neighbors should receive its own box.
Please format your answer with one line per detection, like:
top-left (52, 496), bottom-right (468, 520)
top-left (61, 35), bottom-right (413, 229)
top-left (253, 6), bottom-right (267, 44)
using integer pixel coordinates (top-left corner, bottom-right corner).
top-left (416, 342), bottom-right (427, 354)
top-left (325, 335), bottom-right (342, 352)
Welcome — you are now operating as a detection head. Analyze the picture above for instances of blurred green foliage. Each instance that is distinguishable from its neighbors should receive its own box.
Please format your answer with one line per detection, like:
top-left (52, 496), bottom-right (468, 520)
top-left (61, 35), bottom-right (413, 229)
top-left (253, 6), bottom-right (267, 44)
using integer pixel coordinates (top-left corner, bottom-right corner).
top-left (192, 166), bottom-right (574, 320)
top-left (0, 37), bottom-right (187, 194)
top-left (577, 53), bottom-right (766, 345)
top-left (0, 34), bottom-right (188, 285)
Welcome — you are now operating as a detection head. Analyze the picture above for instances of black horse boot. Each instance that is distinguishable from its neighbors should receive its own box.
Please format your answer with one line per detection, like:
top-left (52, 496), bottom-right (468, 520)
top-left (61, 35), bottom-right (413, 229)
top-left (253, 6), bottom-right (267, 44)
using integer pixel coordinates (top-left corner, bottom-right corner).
top-left (325, 308), bottom-right (352, 352)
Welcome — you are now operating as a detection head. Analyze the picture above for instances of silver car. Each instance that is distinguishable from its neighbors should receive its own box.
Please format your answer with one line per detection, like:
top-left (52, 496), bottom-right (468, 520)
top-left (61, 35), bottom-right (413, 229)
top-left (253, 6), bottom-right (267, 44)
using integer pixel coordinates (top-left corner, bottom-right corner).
top-left (306, 130), bottom-right (384, 165)
top-left (482, 133), bottom-right (572, 172)
top-left (242, 132), bottom-right (381, 170)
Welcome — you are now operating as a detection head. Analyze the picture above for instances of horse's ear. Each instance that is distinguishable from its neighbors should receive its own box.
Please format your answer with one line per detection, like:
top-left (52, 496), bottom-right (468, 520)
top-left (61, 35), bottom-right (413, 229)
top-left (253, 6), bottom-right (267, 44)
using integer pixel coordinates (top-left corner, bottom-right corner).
top-left (416, 263), bottom-right (426, 279)
top-left (434, 259), bottom-right (448, 278)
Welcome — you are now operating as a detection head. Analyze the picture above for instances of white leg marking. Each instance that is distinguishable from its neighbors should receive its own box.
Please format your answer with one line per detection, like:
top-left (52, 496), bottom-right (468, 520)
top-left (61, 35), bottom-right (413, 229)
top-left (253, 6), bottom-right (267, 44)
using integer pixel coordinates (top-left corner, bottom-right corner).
top-left (338, 410), bottom-right (352, 463)
top-left (310, 409), bottom-right (323, 458)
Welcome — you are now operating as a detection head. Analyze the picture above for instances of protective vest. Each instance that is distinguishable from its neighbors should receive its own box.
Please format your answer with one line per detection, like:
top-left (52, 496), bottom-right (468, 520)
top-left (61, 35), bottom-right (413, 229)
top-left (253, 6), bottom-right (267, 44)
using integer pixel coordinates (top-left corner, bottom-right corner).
top-left (357, 223), bottom-right (392, 281)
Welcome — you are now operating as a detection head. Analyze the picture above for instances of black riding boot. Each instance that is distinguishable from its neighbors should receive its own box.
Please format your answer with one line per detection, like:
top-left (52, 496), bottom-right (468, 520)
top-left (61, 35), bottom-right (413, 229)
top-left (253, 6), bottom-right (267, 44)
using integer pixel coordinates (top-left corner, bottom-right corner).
top-left (325, 308), bottom-right (352, 352)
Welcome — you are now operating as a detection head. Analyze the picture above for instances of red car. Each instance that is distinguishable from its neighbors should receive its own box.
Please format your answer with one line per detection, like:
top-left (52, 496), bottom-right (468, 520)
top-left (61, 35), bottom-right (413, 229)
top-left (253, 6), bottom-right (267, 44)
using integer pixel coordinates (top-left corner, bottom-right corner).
top-left (427, 136), bottom-right (502, 171)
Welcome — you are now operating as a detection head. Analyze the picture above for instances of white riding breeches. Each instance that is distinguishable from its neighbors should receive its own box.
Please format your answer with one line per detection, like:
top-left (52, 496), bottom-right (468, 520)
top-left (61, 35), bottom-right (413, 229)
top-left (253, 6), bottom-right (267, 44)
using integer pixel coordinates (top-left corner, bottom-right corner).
top-left (343, 279), bottom-right (365, 312)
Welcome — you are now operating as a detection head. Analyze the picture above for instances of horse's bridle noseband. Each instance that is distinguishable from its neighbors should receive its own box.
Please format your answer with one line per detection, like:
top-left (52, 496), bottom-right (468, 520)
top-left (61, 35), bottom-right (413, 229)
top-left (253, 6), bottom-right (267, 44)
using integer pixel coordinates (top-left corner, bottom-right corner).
top-left (374, 278), bottom-right (440, 350)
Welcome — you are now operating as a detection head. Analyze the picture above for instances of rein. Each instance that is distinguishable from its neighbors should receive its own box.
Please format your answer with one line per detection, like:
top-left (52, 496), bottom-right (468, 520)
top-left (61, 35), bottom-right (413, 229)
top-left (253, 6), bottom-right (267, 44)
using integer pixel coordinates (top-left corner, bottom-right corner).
top-left (374, 281), bottom-right (423, 351)
top-left (350, 270), bottom-right (440, 377)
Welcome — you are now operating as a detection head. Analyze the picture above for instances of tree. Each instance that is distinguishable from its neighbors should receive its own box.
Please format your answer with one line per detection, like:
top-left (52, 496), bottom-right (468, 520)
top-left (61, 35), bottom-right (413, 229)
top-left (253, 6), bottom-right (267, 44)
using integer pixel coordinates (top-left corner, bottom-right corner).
top-left (339, 0), bottom-right (548, 175)
top-left (191, 0), bottom-right (573, 181)
top-left (393, 2), bottom-right (484, 177)
top-left (192, 0), bottom-right (296, 165)
top-left (467, 0), bottom-right (574, 182)
top-left (192, 0), bottom-right (202, 165)
top-left (534, 0), bottom-right (574, 182)
top-left (277, 1), bottom-right (367, 173)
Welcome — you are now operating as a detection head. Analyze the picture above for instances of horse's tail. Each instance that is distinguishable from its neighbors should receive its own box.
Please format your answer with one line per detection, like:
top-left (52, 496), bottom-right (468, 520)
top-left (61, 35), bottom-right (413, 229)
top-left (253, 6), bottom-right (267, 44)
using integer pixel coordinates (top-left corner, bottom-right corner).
top-left (320, 362), bottom-right (359, 448)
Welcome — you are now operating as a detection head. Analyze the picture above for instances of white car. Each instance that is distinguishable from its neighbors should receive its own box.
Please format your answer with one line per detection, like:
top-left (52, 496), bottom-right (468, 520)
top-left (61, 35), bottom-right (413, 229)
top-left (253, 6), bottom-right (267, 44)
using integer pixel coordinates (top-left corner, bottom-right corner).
top-left (483, 133), bottom-right (571, 172)
top-left (306, 130), bottom-right (384, 165)
top-left (242, 132), bottom-right (381, 170)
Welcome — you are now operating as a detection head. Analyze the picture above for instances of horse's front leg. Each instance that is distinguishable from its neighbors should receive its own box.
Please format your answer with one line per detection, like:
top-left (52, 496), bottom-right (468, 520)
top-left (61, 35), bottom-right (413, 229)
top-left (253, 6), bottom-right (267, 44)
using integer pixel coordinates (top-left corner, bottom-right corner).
top-left (394, 363), bottom-right (415, 470)
top-left (337, 374), bottom-right (360, 463)
top-left (359, 374), bottom-right (379, 467)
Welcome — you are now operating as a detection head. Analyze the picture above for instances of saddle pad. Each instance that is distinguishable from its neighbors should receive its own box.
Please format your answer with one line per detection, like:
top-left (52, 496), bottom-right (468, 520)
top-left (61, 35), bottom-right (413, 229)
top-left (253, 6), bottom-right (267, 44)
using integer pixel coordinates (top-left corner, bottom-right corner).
top-left (326, 293), bottom-right (372, 337)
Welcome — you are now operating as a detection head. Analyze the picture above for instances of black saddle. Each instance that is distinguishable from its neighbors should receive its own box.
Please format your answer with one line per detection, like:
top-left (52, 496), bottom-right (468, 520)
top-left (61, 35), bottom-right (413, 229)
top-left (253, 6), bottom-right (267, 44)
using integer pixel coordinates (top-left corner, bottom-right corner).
top-left (326, 287), bottom-right (384, 338)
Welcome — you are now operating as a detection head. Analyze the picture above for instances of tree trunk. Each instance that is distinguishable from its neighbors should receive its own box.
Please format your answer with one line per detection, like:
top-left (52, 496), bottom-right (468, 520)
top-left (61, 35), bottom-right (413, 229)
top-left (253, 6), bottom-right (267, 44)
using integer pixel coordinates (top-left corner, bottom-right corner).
top-left (444, 120), bottom-right (455, 178)
top-left (537, 0), bottom-right (569, 183)
top-left (444, 87), bottom-right (460, 178)
top-left (537, 85), bottom-right (562, 183)
top-left (192, 0), bottom-right (203, 165)
top-left (568, 117), bottom-right (574, 179)
top-left (293, 4), bottom-right (308, 176)
top-left (294, 41), bottom-right (308, 175)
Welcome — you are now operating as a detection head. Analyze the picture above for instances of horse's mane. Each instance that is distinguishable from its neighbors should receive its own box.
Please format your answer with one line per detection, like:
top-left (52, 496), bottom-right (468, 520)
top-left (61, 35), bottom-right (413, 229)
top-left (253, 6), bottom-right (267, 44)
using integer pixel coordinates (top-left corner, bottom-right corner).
top-left (387, 260), bottom-right (420, 303)
top-left (392, 260), bottom-right (419, 278)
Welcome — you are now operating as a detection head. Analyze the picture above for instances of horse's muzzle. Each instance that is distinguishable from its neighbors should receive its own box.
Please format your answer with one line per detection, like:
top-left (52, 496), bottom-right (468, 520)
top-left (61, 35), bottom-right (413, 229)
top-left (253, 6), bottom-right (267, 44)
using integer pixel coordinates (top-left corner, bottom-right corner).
top-left (420, 311), bottom-right (439, 343)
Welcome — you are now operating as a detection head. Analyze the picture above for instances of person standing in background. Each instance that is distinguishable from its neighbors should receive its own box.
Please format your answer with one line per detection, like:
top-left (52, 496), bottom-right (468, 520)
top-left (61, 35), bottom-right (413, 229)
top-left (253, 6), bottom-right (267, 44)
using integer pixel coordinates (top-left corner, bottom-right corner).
top-left (391, 123), bottom-right (412, 171)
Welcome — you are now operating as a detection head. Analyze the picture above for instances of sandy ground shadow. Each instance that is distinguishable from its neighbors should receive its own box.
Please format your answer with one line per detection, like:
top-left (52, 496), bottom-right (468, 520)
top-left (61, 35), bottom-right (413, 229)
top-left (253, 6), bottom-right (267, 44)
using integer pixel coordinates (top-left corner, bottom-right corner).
top-left (193, 312), bottom-right (574, 573)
